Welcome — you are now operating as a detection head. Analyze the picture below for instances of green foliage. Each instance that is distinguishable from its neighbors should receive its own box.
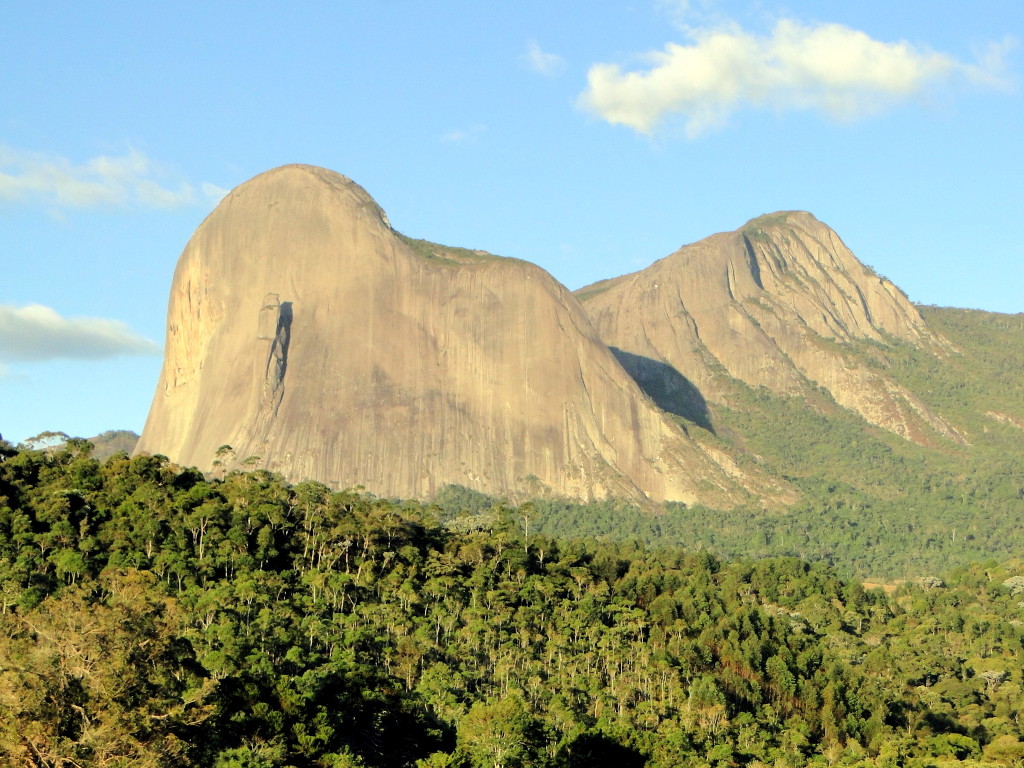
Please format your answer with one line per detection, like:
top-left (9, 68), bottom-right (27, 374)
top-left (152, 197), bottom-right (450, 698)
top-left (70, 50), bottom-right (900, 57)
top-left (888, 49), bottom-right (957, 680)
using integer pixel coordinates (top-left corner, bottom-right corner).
top-left (397, 234), bottom-right (506, 267)
top-left (2, 446), bottom-right (1024, 766)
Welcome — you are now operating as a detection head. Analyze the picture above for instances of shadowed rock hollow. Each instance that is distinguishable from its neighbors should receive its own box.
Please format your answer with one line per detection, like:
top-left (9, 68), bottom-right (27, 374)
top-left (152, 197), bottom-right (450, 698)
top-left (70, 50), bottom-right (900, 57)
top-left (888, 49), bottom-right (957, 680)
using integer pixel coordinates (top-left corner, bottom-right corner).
top-left (577, 212), bottom-right (964, 444)
top-left (136, 164), bottom-right (757, 505)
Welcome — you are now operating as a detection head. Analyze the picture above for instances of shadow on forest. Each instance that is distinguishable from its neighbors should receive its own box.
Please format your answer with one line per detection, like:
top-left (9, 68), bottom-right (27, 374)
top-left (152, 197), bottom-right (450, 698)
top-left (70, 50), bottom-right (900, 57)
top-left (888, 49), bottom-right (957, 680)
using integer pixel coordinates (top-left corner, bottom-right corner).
top-left (557, 731), bottom-right (648, 768)
top-left (610, 347), bottom-right (714, 433)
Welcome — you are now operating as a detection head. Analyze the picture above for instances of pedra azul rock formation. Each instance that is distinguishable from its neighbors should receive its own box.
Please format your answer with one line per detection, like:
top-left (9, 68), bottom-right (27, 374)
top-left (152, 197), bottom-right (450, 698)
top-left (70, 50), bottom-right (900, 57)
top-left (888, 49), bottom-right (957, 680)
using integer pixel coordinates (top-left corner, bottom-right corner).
top-left (136, 164), bottom-right (758, 505)
top-left (577, 212), bottom-right (964, 445)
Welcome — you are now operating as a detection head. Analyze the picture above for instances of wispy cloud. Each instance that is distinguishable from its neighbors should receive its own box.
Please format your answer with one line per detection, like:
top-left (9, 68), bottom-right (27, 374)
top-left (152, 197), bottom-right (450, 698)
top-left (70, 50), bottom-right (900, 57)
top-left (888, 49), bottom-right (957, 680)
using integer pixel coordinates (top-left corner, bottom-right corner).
top-left (655, 0), bottom-right (722, 28)
top-left (0, 304), bottom-right (160, 364)
top-left (579, 20), bottom-right (1015, 136)
top-left (201, 181), bottom-right (230, 203)
top-left (0, 145), bottom-right (226, 210)
top-left (523, 40), bottom-right (566, 77)
top-left (442, 124), bottom-right (487, 143)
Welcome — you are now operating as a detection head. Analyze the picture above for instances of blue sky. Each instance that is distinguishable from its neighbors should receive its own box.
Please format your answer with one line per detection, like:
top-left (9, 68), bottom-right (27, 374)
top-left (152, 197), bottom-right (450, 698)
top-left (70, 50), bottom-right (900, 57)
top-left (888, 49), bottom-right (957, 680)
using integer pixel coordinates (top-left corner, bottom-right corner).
top-left (1, 1), bottom-right (1021, 445)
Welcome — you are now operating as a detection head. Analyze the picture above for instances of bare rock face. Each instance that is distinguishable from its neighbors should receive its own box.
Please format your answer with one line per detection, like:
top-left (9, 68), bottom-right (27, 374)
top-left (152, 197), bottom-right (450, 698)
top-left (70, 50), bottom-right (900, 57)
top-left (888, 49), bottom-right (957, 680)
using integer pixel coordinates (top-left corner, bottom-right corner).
top-left (578, 212), bottom-right (964, 444)
top-left (137, 164), bottom-right (754, 505)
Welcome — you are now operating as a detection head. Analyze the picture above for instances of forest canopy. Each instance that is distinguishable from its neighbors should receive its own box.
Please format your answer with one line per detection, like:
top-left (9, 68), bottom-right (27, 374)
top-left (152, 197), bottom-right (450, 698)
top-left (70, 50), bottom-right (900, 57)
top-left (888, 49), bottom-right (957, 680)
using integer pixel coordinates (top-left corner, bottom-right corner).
top-left (2, 441), bottom-right (1024, 767)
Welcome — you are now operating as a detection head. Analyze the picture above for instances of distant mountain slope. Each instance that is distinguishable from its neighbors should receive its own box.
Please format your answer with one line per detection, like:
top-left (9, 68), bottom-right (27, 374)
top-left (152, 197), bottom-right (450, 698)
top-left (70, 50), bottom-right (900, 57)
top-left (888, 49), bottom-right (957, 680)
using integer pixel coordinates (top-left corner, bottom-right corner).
top-left (87, 430), bottom-right (139, 461)
top-left (577, 211), bottom-right (964, 445)
top-left (136, 164), bottom-right (763, 506)
top-left (9, 430), bottom-right (139, 461)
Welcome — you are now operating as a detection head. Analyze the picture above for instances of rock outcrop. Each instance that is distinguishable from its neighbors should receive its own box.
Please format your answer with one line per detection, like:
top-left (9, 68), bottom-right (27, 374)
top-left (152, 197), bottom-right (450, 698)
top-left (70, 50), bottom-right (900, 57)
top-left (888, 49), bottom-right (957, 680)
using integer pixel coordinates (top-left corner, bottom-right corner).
top-left (577, 212), bottom-right (964, 444)
top-left (136, 165), bottom-right (756, 505)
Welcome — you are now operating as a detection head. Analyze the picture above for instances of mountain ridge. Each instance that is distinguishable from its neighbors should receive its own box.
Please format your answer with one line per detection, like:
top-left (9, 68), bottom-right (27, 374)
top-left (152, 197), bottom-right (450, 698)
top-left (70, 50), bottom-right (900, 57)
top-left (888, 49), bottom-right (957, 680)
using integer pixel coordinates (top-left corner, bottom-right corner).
top-left (577, 210), bottom-right (965, 446)
top-left (135, 164), bottom-right (1021, 521)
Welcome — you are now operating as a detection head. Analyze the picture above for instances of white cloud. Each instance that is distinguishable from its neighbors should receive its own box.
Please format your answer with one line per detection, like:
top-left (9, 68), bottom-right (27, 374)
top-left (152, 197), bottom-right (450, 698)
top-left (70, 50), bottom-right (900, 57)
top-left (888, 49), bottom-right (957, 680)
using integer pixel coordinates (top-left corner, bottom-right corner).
top-left (523, 40), bottom-right (565, 77)
top-left (0, 304), bottom-right (160, 363)
top-left (0, 145), bottom-right (225, 210)
top-left (579, 20), bottom-right (1015, 136)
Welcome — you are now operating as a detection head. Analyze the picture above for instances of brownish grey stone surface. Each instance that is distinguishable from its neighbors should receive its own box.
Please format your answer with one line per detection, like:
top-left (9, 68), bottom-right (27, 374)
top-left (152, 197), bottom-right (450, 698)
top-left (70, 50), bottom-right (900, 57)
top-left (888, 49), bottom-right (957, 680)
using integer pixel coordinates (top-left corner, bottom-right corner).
top-left (577, 211), bottom-right (963, 445)
top-left (137, 165), bottom-right (759, 504)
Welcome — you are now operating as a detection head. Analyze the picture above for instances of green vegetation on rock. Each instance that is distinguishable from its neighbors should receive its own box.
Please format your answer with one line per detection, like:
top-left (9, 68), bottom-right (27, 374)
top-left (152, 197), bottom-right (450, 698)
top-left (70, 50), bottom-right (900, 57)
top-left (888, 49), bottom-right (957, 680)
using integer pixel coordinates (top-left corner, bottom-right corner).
top-left (397, 234), bottom-right (505, 266)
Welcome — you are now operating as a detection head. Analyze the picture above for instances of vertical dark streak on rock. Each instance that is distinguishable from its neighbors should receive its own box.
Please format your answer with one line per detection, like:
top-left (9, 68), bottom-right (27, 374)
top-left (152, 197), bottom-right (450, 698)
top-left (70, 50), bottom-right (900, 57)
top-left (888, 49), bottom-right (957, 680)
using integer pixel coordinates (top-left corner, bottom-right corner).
top-left (853, 284), bottom-right (873, 326)
top-left (741, 234), bottom-right (764, 290)
top-left (264, 301), bottom-right (292, 417)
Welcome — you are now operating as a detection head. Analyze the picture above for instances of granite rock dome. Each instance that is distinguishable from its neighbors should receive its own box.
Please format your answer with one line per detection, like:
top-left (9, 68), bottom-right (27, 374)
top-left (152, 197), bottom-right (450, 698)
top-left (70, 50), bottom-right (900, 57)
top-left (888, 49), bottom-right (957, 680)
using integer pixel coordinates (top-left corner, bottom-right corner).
top-left (137, 165), bottom-right (757, 504)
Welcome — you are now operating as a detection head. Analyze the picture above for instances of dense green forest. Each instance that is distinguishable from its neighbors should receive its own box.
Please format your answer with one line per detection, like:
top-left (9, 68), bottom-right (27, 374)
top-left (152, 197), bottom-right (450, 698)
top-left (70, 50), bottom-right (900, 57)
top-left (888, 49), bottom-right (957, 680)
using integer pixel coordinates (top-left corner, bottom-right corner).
top-left (3, 440), bottom-right (1024, 767)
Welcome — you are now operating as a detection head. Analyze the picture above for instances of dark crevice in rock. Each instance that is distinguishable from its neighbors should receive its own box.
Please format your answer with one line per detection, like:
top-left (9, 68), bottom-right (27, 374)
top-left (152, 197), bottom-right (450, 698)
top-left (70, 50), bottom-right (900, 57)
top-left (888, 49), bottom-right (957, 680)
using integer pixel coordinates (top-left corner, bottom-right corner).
top-left (258, 294), bottom-right (292, 418)
top-left (741, 234), bottom-right (764, 291)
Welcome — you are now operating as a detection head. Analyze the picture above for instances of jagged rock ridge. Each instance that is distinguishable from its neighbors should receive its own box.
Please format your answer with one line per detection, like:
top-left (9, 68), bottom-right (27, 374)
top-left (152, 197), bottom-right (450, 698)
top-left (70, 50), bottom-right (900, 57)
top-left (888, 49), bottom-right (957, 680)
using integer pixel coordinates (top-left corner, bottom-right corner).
top-left (136, 164), bottom-right (759, 505)
top-left (577, 212), bottom-right (964, 444)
